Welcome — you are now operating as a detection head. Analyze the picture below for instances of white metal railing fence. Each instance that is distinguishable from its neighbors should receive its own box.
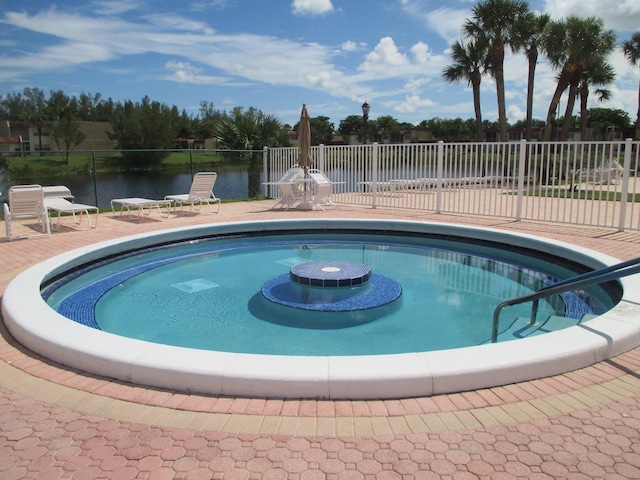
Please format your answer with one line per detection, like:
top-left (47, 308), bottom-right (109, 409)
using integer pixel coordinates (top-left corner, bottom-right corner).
top-left (265, 139), bottom-right (640, 231)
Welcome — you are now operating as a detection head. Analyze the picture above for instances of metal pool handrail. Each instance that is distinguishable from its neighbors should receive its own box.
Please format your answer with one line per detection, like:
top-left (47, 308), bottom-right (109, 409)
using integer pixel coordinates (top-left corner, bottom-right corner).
top-left (492, 257), bottom-right (640, 343)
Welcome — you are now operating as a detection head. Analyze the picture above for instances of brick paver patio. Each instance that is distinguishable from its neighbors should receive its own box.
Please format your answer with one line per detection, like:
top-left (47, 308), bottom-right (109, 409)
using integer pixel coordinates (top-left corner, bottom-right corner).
top-left (1, 200), bottom-right (640, 479)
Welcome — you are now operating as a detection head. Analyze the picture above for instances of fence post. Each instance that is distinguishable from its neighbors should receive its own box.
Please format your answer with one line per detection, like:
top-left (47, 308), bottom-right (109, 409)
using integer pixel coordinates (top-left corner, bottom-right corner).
top-left (317, 144), bottom-right (325, 172)
top-left (618, 138), bottom-right (633, 232)
top-left (92, 150), bottom-right (98, 207)
top-left (262, 146), bottom-right (269, 198)
top-left (371, 143), bottom-right (379, 209)
top-left (515, 140), bottom-right (527, 222)
top-left (436, 141), bottom-right (444, 213)
top-left (189, 149), bottom-right (194, 178)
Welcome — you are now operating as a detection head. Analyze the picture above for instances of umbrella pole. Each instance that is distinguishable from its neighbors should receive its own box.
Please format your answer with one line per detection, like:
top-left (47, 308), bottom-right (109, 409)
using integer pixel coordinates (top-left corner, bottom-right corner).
top-left (299, 165), bottom-right (313, 210)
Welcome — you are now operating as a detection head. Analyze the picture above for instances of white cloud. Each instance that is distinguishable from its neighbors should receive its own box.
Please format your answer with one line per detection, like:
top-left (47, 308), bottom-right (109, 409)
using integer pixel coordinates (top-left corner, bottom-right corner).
top-left (399, 1), bottom-right (469, 45)
top-left (0, 8), bottom-right (347, 92)
top-left (146, 14), bottom-right (215, 34)
top-left (306, 70), bottom-right (339, 89)
top-left (291, 0), bottom-right (334, 16)
top-left (410, 42), bottom-right (431, 64)
top-left (395, 94), bottom-right (436, 113)
top-left (92, 0), bottom-right (143, 15)
top-left (405, 77), bottom-right (430, 94)
top-left (364, 37), bottom-right (408, 68)
top-left (358, 37), bottom-right (449, 83)
top-left (164, 60), bottom-right (229, 84)
top-left (507, 104), bottom-right (526, 122)
top-left (341, 40), bottom-right (366, 52)
top-left (543, 0), bottom-right (640, 31)
top-left (190, 0), bottom-right (232, 11)
top-left (505, 89), bottom-right (519, 101)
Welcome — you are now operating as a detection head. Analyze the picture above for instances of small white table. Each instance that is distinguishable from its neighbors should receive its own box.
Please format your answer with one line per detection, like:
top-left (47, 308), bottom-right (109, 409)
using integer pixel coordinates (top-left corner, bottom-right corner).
top-left (111, 197), bottom-right (172, 221)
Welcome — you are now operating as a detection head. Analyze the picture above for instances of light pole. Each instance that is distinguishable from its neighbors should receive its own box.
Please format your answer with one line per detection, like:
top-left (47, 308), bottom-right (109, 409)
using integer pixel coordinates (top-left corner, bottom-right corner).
top-left (361, 101), bottom-right (371, 186)
top-left (361, 101), bottom-right (370, 145)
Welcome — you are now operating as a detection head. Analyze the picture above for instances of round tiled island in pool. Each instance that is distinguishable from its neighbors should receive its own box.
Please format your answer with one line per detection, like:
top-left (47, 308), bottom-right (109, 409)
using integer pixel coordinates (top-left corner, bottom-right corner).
top-left (290, 261), bottom-right (372, 287)
top-left (261, 260), bottom-right (402, 312)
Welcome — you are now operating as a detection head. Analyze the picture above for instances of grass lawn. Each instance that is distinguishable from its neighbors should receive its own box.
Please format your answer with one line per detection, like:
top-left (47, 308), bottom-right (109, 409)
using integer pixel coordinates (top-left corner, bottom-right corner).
top-left (522, 187), bottom-right (640, 202)
top-left (3, 150), bottom-right (246, 178)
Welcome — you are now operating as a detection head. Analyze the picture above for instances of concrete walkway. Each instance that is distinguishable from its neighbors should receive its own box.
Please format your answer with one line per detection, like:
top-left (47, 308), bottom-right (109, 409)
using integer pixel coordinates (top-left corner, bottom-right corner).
top-left (1, 200), bottom-right (640, 479)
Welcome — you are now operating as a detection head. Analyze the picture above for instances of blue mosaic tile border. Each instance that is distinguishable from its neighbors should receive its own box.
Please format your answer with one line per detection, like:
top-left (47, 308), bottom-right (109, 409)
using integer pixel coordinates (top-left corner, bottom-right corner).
top-left (51, 256), bottom-right (181, 330)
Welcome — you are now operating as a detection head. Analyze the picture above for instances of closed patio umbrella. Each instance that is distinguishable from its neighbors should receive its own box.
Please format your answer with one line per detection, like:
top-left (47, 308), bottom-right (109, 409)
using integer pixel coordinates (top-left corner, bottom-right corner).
top-left (298, 104), bottom-right (312, 171)
top-left (297, 104), bottom-right (313, 208)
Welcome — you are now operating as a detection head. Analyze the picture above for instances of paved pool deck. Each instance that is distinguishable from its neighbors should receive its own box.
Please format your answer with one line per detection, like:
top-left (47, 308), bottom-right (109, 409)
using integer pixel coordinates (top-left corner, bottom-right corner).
top-left (1, 200), bottom-right (640, 479)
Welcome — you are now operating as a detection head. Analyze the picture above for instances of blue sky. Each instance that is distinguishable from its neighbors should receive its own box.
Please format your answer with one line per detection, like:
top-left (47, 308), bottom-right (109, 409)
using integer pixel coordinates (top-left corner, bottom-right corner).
top-left (1, 0), bottom-right (639, 128)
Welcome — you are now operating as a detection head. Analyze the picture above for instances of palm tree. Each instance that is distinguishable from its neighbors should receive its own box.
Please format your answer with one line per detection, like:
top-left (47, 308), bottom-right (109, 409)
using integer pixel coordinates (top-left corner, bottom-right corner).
top-left (464, 0), bottom-right (531, 142)
top-left (579, 61), bottom-right (615, 139)
top-left (542, 17), bottom-right (617, 141)
top-left (521, 13), bottom-right (550, 141)
top-left (622, 31), bottom-right (640, 140)
top-left (442, 40), bottom-right (488, 141)
top-left (215, 107), bottom-right (290, 198)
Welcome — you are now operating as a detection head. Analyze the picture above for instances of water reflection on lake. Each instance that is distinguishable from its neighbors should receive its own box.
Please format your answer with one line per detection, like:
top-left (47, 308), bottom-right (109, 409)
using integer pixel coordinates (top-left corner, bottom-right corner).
top-left (0, 165), bottom-right (256, 208)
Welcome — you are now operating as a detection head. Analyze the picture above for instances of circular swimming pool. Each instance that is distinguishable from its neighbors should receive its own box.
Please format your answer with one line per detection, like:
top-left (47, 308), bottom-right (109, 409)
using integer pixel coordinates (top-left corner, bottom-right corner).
top-left (3, 219), bottom-right (640, 399)
top-left (40, 231), bottom-right (611, 355)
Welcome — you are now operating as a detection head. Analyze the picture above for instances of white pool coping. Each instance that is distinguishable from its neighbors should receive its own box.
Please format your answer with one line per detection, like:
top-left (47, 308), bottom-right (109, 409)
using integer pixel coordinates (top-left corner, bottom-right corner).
top-left (3, 219), bottom-right (640, 399)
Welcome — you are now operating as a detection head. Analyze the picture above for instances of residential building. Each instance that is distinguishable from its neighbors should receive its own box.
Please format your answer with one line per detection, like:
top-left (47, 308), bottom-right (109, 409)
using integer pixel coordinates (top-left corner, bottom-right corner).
top-left (0, 121), bottom-right (114, 155)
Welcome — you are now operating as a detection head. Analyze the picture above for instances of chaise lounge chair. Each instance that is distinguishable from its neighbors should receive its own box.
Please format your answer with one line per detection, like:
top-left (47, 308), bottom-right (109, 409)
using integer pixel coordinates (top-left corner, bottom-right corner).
top-left (308, 168), bottom-right (339, 210)
top-left (271, 166), bottom-right (305, 210)
top-left (165, 172), bottom-right (221, 214)
top-left (3, 184), bottom-right (51, 241)
top-left (45, 197), bottom-right (99, 230)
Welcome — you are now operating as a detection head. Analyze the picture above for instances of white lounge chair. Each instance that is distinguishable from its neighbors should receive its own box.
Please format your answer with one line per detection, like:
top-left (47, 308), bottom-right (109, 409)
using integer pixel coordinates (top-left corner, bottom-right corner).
top-left (165, 172), bottom-right (221, 214)
top-left (271, 166), bottom-right (305, 210)
top-left (3, 184), bottom-right (51, 241)
top-left (308, 169), bottom-right (339, 210)
top-left (111, 197), bottom-right (172, 221)
top-left (45, 197), bottom-right (99, 230)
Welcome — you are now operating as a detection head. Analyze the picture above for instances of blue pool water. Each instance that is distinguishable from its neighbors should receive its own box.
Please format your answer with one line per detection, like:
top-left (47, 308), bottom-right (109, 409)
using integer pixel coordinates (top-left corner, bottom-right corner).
top-left (43, 232), bottom-right (613, 356)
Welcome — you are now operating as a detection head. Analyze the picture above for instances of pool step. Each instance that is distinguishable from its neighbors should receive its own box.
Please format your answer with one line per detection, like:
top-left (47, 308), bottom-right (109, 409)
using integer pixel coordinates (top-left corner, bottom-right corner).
top-left (497, 314), bottom-right (586, 341)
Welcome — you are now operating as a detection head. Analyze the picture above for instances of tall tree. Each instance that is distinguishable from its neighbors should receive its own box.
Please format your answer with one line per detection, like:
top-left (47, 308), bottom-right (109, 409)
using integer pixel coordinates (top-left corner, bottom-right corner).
top-left (622, 31), bottom-right (640, 140)
top-left (20, 87), bottom-right (49, 153)
top-left (0, 92), bottom-right (24, 119)
top-left (215, 107), bottom-right (290, 198)
top-left (109, 96), bottom-right (177, 168)
top-left (47, 90), bottom-right (77, 120)
top-left (442, 39), bottom-right (488, 141)
top-left (521, 13), bottom-right (550, 141)
top-left (338, 115), bottom-right (367, 137)
top-left (293, 116), bottom-right (334, 146)
top-left (196, 101), bottom-right (221, 139)
top-left (422, 117), bottom-right (476, 141)
top-left (464, 0), bottom-right (530, 142)
top-left (542, 17), bottom-right (617, 141)
top-left (578, 61), bottom-right (615, 139)
top-left (77, 92), bottom-right (103, 121)
top-left (51, 117), bottom-right (86, 164)
top-left (587, 108), bottom-right (632, 139)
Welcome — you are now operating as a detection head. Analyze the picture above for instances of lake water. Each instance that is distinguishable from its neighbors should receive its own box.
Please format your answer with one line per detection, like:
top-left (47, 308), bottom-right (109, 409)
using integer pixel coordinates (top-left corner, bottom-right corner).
top-left (0, 165), bottom-right (255, 208)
